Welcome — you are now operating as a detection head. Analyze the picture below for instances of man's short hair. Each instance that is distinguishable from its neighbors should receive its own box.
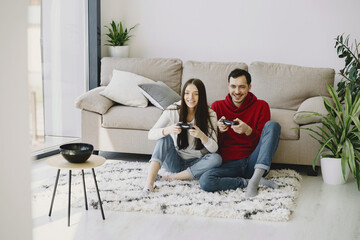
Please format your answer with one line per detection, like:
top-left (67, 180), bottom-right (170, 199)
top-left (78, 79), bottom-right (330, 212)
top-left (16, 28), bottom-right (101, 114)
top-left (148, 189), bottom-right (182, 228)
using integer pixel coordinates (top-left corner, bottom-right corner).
top-left (228, 69), bottom-right (251, 85)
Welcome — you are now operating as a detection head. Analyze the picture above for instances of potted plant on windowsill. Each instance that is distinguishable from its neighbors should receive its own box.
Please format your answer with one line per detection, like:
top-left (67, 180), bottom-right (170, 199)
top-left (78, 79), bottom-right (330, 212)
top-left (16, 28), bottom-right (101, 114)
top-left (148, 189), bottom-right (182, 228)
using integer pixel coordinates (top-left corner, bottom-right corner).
top-left (104, 20), bottom-right (138, 58)
top-left (300, 83), bottom-right (360, 190)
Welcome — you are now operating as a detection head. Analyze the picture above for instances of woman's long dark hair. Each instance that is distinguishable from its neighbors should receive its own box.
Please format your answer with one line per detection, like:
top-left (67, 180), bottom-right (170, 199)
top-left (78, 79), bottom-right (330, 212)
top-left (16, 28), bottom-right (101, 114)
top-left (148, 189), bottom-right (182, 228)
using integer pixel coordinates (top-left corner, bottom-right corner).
top-left (177, 78), bottom-right (216, 150)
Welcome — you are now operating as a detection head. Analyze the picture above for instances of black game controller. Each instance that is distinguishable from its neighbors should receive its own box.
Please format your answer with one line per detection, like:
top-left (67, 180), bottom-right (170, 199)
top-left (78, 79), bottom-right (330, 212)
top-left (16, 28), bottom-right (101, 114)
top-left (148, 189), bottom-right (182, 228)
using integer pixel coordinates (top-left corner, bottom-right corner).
top-left (176, 122), bottom-right (194, 129)
top-left (221, 119), bottom-right (239, 126)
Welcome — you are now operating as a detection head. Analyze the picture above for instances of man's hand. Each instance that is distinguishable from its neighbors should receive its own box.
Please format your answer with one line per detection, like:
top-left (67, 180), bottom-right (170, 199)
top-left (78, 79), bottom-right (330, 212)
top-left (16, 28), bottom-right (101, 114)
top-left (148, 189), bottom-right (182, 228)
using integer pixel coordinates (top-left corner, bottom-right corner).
top-left (232, 118), bottom-right (252, 136)
top-left (217, 116), bottom-right (229, 133)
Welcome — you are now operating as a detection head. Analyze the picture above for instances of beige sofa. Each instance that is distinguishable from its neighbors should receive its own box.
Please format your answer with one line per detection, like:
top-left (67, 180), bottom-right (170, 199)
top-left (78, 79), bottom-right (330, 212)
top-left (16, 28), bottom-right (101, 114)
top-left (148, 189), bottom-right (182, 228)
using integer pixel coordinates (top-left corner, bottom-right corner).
top-left (75, 57), bottom-right (335, 166)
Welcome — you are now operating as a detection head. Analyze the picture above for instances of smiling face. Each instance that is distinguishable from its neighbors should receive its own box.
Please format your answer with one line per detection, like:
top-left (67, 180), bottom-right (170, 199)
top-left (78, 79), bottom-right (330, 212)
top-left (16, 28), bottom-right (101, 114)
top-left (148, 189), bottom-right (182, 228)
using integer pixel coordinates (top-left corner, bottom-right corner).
top-left (228, 75), bottom-right (251, 107)
top-left (184, 83), bottom-right (199, 110)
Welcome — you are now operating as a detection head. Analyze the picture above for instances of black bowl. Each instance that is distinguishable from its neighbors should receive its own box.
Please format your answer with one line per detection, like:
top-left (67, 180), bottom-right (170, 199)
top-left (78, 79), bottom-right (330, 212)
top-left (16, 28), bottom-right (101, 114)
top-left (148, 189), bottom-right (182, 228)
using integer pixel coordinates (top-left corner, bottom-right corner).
top-left (59, 143), bottom-right (94, 163)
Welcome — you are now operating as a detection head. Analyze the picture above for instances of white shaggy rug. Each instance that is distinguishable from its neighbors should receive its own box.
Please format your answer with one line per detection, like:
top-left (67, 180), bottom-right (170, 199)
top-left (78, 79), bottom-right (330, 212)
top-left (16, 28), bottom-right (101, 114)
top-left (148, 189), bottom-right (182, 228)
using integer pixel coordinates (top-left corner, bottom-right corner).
top-left (33, 160), bottom-right (302, 222)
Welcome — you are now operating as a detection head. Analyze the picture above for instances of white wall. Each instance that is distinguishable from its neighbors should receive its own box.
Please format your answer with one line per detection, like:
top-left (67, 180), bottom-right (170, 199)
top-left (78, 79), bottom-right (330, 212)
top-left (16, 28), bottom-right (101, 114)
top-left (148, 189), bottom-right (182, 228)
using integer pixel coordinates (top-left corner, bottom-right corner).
top-left (0, 0), bottom-right (33, 240)
top-left (101, 0), bottom-right (360, 71)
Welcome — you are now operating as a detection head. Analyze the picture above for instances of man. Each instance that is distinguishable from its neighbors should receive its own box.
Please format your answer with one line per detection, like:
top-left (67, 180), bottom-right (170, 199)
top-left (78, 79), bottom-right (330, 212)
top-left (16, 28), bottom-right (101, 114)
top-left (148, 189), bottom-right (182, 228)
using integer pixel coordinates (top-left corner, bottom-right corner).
top-left (199, 68), bottom-right (281, 197)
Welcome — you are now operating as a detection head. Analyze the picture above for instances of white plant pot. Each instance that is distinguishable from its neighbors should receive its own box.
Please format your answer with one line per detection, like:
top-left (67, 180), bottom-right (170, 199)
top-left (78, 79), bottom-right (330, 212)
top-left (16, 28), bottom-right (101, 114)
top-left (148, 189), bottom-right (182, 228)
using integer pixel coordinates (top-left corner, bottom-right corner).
top-left (320, 157), bottom-right (350, 185)
top-left (108, 46), bottom-right (129, 58)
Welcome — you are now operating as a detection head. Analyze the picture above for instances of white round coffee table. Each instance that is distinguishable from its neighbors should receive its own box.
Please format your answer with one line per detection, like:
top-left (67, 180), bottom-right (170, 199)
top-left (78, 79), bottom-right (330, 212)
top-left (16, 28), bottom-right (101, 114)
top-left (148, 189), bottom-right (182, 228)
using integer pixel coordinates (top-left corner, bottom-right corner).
top-left (46, 154), bottom-right (106, 226)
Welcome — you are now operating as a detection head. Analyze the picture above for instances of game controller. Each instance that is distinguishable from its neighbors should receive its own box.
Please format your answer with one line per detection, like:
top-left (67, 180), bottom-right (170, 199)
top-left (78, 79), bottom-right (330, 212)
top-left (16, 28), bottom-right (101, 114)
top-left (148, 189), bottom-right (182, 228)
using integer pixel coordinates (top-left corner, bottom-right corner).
top-left (176, 122), bottom-right (194, 129)
top-left (221, 119), bottom-right (239, 126)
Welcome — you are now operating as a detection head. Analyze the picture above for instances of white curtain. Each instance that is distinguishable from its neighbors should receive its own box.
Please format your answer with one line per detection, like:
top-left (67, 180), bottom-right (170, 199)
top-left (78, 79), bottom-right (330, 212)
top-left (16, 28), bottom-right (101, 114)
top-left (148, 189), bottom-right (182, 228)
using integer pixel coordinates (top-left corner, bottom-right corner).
top-left (42, 0), bottom-right (88, 137)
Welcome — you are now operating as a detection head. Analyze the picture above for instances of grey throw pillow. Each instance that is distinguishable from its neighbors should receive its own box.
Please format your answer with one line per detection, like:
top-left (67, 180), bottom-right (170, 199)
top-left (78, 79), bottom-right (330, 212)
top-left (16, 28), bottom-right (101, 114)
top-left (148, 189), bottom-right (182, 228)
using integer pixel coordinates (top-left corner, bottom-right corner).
top-left (138, 81), bottom-right (181, 110)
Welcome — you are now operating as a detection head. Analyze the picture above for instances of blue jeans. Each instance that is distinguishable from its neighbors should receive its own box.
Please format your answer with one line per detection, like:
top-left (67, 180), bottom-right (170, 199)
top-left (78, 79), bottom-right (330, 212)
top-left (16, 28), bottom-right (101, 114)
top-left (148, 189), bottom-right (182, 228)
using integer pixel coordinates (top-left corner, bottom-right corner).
top-left (199, 120), bottom-right (281, 192)
top-left (150, 135), bottom-right (222, 179)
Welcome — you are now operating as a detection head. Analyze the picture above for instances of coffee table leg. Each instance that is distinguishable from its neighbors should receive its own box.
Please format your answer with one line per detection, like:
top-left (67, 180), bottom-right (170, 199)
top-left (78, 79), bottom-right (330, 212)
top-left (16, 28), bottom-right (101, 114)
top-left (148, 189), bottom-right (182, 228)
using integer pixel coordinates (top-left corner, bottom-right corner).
top-left (81, 170), bottom-right (88, 210)
top-left (49, 169), bottom-right (61, 217)
top-left (92, 168), bottom-right (105, 220)
top-left (68, 170), bottom-right (72, 227)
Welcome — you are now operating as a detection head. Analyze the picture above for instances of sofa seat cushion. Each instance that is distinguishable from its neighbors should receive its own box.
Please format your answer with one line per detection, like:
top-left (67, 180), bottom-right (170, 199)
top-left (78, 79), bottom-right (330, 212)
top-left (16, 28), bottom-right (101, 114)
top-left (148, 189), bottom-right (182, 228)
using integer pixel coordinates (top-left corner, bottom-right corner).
top-left (102, 105), bottom-right (163, 130)
top-left (270, 108), bottom-right (299, 140)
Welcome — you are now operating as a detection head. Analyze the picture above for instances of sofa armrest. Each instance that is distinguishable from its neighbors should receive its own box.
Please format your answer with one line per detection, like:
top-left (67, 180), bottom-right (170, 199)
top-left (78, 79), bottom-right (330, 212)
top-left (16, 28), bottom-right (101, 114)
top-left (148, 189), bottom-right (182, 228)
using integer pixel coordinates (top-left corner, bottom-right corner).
top-left (293, 96), bottom-right (332, 125)
top-left (75, 86), bottom-right (115, 114)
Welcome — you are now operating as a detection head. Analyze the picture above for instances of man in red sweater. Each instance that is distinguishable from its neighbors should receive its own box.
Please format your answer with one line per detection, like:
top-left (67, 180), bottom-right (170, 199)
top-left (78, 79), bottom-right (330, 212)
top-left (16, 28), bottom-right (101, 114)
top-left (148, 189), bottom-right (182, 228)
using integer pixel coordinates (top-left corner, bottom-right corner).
top-left (199, 69), bottom-right (281, 197)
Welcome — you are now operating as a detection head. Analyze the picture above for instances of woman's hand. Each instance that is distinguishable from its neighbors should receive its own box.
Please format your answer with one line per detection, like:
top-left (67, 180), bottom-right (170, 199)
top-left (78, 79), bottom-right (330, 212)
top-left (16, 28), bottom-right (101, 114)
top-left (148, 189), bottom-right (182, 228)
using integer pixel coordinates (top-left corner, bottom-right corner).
top-left (163, 124), bottom-right (182, 136)
top-left (189, 125), bottom-right (208, 144)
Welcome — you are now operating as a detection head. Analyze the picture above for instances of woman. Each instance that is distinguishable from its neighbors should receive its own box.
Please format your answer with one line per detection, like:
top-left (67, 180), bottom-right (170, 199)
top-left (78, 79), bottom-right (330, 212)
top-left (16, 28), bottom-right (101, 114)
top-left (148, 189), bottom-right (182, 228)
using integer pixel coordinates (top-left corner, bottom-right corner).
top-left (143, 78), bottom-right (222, 193)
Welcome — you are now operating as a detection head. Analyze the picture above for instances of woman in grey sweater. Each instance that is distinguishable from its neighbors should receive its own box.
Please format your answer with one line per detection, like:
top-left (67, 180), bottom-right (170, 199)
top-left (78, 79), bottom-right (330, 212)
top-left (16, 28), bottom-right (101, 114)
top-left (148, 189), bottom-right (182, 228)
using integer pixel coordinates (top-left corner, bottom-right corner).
top-left (143, 78), bottom-right (222, 194)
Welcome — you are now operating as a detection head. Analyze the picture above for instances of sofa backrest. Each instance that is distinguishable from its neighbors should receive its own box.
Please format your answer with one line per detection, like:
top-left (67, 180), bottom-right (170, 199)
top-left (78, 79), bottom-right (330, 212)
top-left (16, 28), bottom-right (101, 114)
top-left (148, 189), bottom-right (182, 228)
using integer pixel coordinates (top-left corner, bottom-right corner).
top-left (100, 58), bottom-right (335, 111)
top-left (182, 61), bottom-right (248, 105)
top-left (249, 61), bottom-right (335, 110)
top-left (101, 57), bottom-right (183, 94)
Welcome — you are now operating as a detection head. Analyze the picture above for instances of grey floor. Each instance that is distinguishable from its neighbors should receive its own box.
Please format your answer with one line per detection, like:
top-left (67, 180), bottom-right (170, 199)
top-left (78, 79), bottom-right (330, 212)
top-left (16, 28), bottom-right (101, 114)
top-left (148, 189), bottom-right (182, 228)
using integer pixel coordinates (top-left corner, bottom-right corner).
top-left (31, 153), bottom-right (360, 240)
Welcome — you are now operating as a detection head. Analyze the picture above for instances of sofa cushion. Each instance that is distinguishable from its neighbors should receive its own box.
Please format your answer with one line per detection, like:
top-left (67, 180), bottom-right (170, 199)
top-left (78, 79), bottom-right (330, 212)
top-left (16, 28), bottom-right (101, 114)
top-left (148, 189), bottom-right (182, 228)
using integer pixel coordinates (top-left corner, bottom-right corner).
top-left (100, 70), bottom-right (154, 108)
top-left (270, 108), bottom-right (299, 140)
top-left (102, 105), bottom-right (163, 130)
top-left (138, 81), bottom-right (181, 110)
top-left (182, 61), bottom-right (248, 105)
top-left (74, 86), bottom-right (114, 114)
top-left (249, 61), bottom-right (335, 110)
top-left (101, 57), bottom-right (183, 94)
top-left (293, 96), bottom-right (332, 125)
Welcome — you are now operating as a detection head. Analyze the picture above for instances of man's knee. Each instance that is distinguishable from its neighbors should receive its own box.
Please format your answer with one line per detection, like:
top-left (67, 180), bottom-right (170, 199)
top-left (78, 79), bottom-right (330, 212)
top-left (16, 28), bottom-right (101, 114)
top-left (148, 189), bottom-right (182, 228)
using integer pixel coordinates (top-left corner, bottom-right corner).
top-left (208, 153), bottom-right (222, 168)
top-left (265, 120), bottom-right (281, 135)
top-left (199, 170), bottom-right (217, 192)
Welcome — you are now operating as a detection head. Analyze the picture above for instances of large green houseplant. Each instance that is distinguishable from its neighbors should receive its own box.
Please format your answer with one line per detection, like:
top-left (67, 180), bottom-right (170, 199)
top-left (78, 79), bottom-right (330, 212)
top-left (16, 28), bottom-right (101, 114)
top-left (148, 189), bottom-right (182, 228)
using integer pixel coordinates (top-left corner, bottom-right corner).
top-left (335, 34), bottom-right (360, 103)
top-left (300, 83), bottom-right (360, 190)
top-left (104, 20), bottom-right (138, 57)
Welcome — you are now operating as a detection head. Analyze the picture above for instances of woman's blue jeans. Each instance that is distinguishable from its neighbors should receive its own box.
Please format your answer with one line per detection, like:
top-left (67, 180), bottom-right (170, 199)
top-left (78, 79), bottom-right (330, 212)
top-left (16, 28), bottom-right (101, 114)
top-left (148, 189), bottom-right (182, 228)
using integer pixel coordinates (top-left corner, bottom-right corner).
top-left (199, 120), bottom-right (281, 192)
top-left (150, 135), bottom-right (222, 179)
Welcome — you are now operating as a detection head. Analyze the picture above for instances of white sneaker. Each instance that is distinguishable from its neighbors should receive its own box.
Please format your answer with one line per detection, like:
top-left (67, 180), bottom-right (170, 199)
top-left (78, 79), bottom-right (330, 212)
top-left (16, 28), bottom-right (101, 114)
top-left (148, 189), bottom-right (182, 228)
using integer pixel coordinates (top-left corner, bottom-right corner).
top-left (141, 186), bottom-right (154, 197)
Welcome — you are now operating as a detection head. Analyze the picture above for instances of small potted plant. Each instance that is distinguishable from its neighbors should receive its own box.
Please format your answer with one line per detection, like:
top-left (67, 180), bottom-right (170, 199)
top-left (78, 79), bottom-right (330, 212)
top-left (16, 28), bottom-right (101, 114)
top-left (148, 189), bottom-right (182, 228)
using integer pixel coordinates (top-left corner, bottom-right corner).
top-left (104, 20), bottom-right (138, 57)
top-left (300, 83), bottom-right (360, 189)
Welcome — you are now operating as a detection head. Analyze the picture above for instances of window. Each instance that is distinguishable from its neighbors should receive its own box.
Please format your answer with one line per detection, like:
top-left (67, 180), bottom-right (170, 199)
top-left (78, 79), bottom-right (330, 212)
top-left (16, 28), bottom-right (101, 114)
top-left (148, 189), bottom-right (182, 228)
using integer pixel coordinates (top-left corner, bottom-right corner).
top-left (30, 0), bottom-right (88, 155)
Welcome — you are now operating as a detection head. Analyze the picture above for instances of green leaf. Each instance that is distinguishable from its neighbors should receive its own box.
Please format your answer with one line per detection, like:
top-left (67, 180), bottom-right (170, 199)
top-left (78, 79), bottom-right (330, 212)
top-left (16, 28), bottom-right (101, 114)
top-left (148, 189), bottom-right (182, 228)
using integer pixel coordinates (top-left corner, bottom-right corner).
top-left (351, 116), bottom-right (360, 132)
top-left (349, 66), bottom-right (357, 79)
top-left (327, 83), bottom-right (342, 111)
top-left (345, 35), bottom-right (350, 45)
top-left (344, 139), bottom-right (356, 175)
top-left (355, 162), bottom-right (360, 191)
top-left (345, 55), bottom-right (353, 66)
top-left (104, 20), bottom-right (138, 46)
top-left (315, 125), bottom-right (331, 139)
top-left (339, 53), bottom-right (347, 58)
top-left (344, 86), bottom-right (352, 118)
top-left (350, 91), bottom-right (360, 115)
top-left (307, 129), bottom-right (327, 143)
top-left (313, 137), bottom-right (335, 170)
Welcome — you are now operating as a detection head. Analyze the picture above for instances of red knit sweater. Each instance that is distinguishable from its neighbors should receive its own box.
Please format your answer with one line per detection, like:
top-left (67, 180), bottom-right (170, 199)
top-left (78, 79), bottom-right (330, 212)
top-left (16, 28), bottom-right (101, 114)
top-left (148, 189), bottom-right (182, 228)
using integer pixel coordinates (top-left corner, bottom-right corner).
top-left (211, 93), bottom-right (270, 162)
